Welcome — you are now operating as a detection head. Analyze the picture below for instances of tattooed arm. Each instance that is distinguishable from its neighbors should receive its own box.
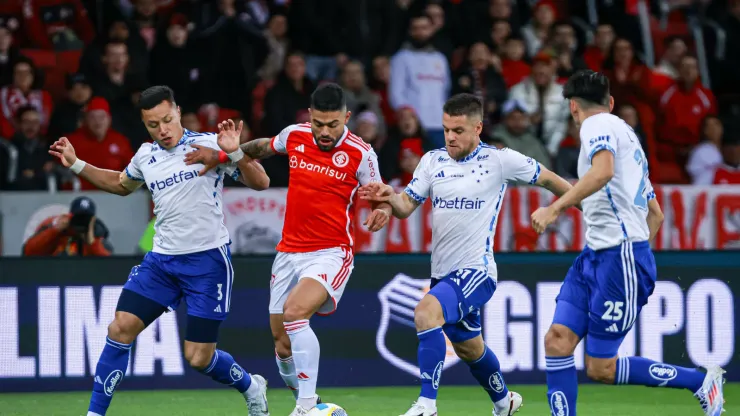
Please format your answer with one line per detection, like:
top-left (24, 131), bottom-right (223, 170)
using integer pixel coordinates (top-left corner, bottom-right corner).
top-left (239, 138), bottom-right (277, 160)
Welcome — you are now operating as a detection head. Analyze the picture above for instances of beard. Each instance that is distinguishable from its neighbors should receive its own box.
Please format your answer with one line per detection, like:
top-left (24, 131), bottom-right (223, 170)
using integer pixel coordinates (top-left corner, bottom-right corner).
top-left (314, 135), bottom-right (340, 152)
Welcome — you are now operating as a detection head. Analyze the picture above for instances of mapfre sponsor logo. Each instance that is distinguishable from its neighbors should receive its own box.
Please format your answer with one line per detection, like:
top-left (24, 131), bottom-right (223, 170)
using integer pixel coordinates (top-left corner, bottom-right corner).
top-left (290, 156), bottom-right (348, 181)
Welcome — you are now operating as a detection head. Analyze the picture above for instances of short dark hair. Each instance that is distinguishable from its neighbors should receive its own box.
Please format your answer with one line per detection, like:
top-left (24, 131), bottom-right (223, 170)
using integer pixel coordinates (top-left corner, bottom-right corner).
top-left (138, 85), bottom-right (175, 111)
top-left (443, 93), bottom-right (484, 119)
top-left (563, 70), bottom-right (610, 107)
top-left (310, 83), bottom-right (346, 112)
top-left (15, 105), bottom-right (39, 122)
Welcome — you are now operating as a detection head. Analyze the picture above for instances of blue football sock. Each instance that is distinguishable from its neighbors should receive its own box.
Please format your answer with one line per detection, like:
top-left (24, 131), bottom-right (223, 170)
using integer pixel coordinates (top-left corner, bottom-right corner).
top-left (615, 357), bottom-right (705, 392)
top-left (417, 327), bottom-right (446, 400)
top-left (88, 337), bottom-right (131, 415)
top-left (468, 347), bottom-right (509, 404)
top-left (546, 356), bottom-right (578, 416)
top-left (200, 350), bottom-right (252, 393)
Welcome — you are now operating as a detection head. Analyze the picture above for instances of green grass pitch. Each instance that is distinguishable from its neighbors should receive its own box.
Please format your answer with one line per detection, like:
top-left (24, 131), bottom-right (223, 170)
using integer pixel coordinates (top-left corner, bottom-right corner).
top-left (1, 384), bottom-right (736, 415)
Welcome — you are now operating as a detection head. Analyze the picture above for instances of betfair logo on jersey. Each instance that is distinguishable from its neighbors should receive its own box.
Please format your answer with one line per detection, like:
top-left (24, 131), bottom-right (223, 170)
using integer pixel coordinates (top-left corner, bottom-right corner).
top-left (289, 156), bottom-right (348, 181)
top-left (589, 135), bottom-right (610, 146)
top-left (149, 170), bottom-right (200, 192)
top-left (432, 196), bottom-right (485, 210)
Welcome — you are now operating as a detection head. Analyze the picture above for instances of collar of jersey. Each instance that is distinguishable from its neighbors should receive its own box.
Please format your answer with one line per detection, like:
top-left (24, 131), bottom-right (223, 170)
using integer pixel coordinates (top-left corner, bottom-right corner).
top-left (178, 129), bottom-right (195, 146)
top-left (150, 129), bottom-right (196, 152)
top-left (456, 144), bottom-right (483, 163)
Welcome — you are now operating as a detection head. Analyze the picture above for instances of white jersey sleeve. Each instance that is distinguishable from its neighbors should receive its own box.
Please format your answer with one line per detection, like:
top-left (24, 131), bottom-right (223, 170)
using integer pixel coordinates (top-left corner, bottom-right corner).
top-left (124, 143), bottom-right (150, 182)
top-left (270, 125), bottom-right (296, 154)
top-left (580, 116), bottom-right (616, 162)
top-left (499, 148), bottom-right (541, 184)
top-left (645, 177), bottom-right (656, 201)
top-left (403, 151), bottom-right (433, 204)
top-left (357, 148), bottom-right (382, 185)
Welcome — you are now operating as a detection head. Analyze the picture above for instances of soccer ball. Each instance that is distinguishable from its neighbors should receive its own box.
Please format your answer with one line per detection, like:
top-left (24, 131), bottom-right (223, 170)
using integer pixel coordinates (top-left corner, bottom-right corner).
top-left (307, 403), bottom-right (348, 416)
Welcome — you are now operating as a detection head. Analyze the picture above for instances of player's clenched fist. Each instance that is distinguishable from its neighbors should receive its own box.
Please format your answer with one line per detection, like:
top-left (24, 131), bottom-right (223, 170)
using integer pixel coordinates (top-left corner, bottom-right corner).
top-left (48, 137), bottom-right (78, 167)
top-left (358, 182), bottom-right (394, 202)
top-left (363, 208), bottom-right (390, 232)
top-left (531, 206), bottom-right (559, 234)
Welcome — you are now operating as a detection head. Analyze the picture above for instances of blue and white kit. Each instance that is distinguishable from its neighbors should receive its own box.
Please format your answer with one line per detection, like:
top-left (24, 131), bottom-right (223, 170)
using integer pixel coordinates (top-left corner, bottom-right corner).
top-left (554, 113), bottom-right (658, 358)
top-left (404, 144), bottom-right (540, 341)
top-left (121, 129), bottom-right (241, 326)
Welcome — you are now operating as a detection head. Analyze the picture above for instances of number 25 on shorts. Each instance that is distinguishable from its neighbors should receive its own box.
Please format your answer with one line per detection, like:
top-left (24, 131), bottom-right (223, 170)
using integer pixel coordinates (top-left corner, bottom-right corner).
top-left (601, 300), bottom-right (624, 321)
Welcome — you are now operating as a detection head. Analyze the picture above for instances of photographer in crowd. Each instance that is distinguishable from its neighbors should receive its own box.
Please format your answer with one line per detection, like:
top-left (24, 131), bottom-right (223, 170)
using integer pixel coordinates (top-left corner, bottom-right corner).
top-left (22, 196), bottom-right (112, 256)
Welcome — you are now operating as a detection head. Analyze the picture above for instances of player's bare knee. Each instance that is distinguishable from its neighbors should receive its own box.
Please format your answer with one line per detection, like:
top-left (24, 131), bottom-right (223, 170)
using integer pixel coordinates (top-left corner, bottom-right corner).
top-left (183, 343), bottom-right (215, 370)
top-left (545, 325), bottom-right (578, 356)
top-left (107, 317), bottom-right (137, 344)
top-left (586, 356), bottom-right (616, 384)
top-left (414, 296), bottom-right (444, 331)
top-left (282, 303), bottom-right (312, 323)
top-left (452, 338), bottom-right (485, 362)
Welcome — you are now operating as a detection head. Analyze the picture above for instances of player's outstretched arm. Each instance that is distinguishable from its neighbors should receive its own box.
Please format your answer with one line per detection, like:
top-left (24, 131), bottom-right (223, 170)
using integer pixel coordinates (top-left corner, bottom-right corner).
top-left (239, 138), bottom-right (276, 160)
top-left (215, 120), bottom-right (270, 190)
top-left (531, 165), bottom-right (581, 210)
top-left (646, 198), bottom-right (664, 241)
top-left (49, 137), bottom-right (141, 196)
top-left (552, 150), bottom-right (613, 212)
top-left (531, 150), bottom-right (613, 233)
top-left (236, 158), bottom-right (270, 190)
top-left (359, 183), bottom-right (420, 219)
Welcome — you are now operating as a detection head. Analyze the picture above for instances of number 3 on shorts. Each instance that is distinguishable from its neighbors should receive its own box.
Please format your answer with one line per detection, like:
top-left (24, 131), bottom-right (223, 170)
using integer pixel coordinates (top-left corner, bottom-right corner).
top-left (601, 300), bottom-right (624, 321)
top-left (217, 283), bottom-right (223, 301)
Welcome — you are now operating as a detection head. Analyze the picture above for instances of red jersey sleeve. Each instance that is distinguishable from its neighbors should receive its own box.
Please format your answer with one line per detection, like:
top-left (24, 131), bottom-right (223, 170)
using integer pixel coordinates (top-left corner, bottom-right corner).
top-left (270, 124), bottom-right (297, 154)
top-left (356, 147), bottom-right (381, 185)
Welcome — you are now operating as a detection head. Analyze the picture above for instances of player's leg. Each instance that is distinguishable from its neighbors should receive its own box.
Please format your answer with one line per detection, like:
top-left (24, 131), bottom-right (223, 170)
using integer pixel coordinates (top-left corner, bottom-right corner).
top-left (282, 247), bottom-right (353, 413)
top-left (445, 272), bottom-right (522, 416)
top-left (271, 313), bottom-right (299, 398)
top-left (269, 253), bottom-right (300, 398)
top-left (451, 335), bottom-right (522, 416)
top-left (178, 245), bottom-right (268, 415)
top-left (584, 242), bottom-right (724, 415)
top-left (401, 268), bottom-right (495, 416)
top-left (88, 259), bottom-right (174, 416)
top-left (544, 251), bottom-right (591, 416)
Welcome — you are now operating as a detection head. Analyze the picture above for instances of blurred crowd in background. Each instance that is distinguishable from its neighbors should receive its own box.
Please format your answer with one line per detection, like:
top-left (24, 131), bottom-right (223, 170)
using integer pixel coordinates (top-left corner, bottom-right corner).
top-left (1, 0), bottom-right (740, 193)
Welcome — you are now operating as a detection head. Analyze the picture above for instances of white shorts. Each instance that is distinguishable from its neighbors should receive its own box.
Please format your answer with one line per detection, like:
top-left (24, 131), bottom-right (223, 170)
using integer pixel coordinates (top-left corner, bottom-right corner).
top-left (269, 247), bottom-right (354, 316)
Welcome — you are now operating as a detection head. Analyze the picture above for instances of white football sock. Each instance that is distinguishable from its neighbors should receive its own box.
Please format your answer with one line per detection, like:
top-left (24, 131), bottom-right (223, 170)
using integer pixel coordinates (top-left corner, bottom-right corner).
top-left (87, 413), bottom-right (102, 416)
top-left (284, 319), bottom-right (320, 408)
top-left (275, 351), bottom-right (299, 399)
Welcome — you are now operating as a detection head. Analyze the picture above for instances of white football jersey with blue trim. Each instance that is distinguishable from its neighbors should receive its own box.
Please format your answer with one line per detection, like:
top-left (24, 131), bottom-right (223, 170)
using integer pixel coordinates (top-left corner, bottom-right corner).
top-left (125, 129), bottom-right (240, 255)
top-left (404, 144), bottom-right (540, 279)
top-left (577, 113), bottom-right (655, 250)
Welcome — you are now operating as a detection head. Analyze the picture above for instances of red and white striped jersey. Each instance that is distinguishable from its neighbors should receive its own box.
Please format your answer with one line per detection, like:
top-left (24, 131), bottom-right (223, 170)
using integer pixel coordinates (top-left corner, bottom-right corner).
top-left (270, 123), bottom-right (381, 252)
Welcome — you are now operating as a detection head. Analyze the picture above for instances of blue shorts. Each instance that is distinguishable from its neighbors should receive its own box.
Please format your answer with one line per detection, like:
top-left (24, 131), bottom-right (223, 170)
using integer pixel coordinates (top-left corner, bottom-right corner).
top-left (554, 241), bottom-right (657, 358)
top-left (123, 245), bottom-right (234, 321)
top-left (428, 268), bottom-right (496, 343)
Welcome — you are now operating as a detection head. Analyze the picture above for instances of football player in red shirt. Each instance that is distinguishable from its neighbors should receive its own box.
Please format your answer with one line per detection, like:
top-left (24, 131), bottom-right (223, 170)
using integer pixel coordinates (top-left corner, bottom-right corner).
top-left (188, 83), bottom-right (391, 415)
